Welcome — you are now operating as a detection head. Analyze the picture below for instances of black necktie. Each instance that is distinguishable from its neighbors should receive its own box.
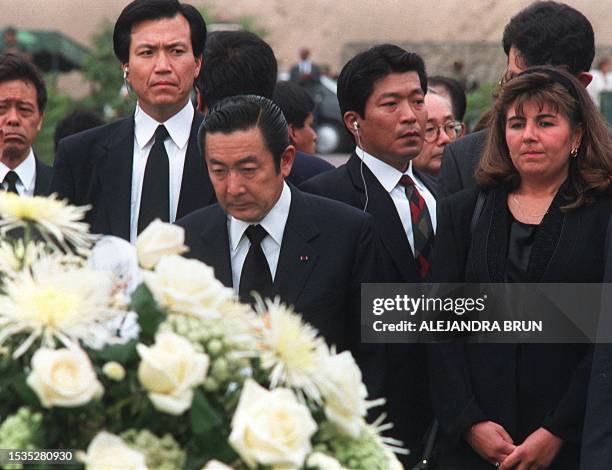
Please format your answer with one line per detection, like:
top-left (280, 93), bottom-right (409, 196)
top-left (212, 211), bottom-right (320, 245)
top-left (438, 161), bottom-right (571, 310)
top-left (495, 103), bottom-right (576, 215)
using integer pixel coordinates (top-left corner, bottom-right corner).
top-left (138, 125), bottom-right (170, 234)
top-left (3, 171), bottom-right (19, 194)
top-left (239, 224), bottom-right (273, 304)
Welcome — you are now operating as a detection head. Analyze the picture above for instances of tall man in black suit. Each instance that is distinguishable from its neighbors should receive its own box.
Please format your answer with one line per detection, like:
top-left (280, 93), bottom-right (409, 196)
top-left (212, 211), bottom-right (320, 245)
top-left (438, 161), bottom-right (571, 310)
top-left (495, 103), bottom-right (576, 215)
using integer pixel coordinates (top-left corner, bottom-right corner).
top-left (0, 53), bottom-right (52, 196)
top-left (51, 0), bottom-right (213, 242)
top-left (438, 1), bottom-right (596, 197)
top-left (196, 30), bottom-right (332, 185)
top-left (301, 44), bottom-right (436, 467)
top-left (177, 95), bottom-right (382, 395)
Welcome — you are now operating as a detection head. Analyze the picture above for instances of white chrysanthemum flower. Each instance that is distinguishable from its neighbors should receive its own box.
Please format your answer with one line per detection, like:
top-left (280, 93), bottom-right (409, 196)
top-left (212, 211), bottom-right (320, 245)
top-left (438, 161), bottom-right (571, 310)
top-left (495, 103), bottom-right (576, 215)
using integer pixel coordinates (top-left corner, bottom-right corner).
top-left (0, 192), bottom-right (94, 250)
top-left (0, 239), bottom-right (48, 277)
top-left (255, 297), bottom-right (329, 402)
top-left (0, 252), bottom-right (130, 357)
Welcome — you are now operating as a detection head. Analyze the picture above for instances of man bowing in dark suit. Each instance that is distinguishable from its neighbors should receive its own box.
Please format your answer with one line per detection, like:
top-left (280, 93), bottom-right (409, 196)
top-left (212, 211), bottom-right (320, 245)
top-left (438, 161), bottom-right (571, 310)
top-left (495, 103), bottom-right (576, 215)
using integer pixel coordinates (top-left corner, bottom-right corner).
top-left (301, 44), bottom-right (436, 467)
top-left (0, 53), bottom-right (52, 196)
top-left (177, 94), bottom-right (383, 396)
top-left (51, 0), bottom-right (214, 242)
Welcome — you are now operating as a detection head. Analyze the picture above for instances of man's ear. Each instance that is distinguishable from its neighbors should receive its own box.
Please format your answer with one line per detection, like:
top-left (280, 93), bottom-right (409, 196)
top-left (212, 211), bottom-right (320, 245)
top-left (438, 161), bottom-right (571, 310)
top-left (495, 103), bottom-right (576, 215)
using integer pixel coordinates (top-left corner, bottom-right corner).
top-left (343, 111), bottom-right (360, 138)
top-left (280, 145), bottom-right (295, 178)
top-left (577, 71), bottom-right (593, 88)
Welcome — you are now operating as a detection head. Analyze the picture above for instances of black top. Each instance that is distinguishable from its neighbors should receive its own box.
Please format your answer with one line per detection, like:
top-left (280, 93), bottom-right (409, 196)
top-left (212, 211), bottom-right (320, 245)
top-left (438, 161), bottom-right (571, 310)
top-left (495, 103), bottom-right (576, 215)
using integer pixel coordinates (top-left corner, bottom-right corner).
top-left (505, 215), bottom-right (538, 282)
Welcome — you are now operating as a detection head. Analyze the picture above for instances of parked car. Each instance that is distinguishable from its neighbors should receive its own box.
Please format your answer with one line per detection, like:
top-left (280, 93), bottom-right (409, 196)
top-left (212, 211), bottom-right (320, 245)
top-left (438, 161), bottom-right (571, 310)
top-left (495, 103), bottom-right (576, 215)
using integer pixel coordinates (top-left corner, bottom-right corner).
top-left (278, 74), bottom-right (352, 154)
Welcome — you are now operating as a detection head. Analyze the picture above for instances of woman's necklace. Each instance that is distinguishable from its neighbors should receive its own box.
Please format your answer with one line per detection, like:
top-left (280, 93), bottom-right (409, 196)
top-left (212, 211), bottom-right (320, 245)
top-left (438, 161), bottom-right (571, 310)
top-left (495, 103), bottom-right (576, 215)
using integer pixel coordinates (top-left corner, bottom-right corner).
top-left (510, 194), bottom-right (549, 222)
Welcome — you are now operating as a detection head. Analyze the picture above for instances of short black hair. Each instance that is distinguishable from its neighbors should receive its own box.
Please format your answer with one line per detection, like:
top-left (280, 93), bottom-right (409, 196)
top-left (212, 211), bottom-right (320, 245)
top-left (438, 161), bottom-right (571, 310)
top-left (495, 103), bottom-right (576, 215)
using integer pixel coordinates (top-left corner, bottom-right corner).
top-left (113, 0), bottom-right (206, 64)
top-left (337, 44), bottom-right (427, 118)
top-left (0, 53), bottom-right (47, 112)
top-left (428, 75), bottom-right (467, 121)
top-left (54, 109), bottom-right (104, 151)
top-left (199, 95), bottom-right (288, 172)
top-left (502, 1), bottom-right (594, 76)
top-left (273, 81), bottom-right (314, 128)
top-left (198, 31), bottom-right (277, 109)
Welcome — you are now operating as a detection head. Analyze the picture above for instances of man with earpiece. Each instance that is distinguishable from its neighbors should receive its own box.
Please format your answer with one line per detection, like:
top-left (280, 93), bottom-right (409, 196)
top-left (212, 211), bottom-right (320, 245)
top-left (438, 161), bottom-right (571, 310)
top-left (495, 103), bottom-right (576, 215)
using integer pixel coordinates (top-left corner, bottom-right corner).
top-left (0, 53), bottom-right (52, 196)
top-left (301, 44), bottom-right (438, 468)
top-left (51, 0), bottom-right (214, 242)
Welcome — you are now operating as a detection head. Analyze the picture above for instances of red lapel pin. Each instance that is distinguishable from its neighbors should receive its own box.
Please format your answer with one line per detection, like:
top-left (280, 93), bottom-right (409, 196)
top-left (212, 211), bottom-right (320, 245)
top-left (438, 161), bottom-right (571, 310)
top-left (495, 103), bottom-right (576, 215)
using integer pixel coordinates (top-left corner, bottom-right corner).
top-left (299, 255), bottom-right (309, 262)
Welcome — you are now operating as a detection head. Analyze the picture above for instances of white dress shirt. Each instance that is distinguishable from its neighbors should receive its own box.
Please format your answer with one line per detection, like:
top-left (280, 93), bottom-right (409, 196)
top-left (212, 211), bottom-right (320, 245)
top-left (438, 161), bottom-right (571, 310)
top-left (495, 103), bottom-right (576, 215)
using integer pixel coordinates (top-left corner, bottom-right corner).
top-left (357, 147), bottom-right (436, 255)
top-left (228, 181), bottom-right (292, 292)
top-left (130, 101), bottom-right (194, 243)
top-left (0, 149), bottom-right (36, 196)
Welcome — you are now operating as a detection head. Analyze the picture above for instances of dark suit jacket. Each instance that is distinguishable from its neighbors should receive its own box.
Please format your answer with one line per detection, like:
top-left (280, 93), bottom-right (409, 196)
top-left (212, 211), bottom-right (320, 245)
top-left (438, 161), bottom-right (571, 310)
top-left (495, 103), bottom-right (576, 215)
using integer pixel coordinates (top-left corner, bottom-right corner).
top-left (50, 113), bottom-right (214, 240)
top-left (176, 185), bottom-right (383, 394)
top-left (581, 215), bottom-right (612, 470)
top-left (289, 62), bottom-right (321, 84)
top-left (34, 157), bottom-right (53, 196)
top-left (430, 187), bottom-right (611, 469)
top-left (286, 150), bottom-right (334, 186)
top-left (301, 153), bottom-right (438, 467)
top-left (438, 128), bottom-right (487, 198)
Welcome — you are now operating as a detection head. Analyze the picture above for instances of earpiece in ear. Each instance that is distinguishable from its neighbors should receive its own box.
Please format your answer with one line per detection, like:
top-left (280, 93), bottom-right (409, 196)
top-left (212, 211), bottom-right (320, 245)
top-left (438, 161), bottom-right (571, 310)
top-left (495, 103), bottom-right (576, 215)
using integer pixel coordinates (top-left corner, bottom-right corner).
top-left (123, 66), bottom-right (129, 80)
top-left (353, 121), bottom-right (359, 130)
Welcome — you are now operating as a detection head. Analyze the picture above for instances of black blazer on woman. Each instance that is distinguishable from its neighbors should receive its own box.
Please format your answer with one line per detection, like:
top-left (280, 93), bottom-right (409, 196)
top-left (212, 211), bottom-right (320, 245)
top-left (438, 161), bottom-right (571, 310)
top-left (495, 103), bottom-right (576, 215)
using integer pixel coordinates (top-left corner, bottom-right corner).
top-left (429, 186), bottom-right (612, 469)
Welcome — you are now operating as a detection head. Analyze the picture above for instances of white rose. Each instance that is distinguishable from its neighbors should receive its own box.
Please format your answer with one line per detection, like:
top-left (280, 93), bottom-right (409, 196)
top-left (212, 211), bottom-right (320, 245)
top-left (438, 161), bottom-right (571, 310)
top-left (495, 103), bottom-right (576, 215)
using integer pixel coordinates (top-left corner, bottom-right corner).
top-left (137, 332), bottom-right (209, 415)
top-left (81, 431), bottom-right (148, 470)
top-left (26, 347), bottom-right (103, 408)
top-left (144, 255), bottom-right (235, 318)
top-left (319, 351), bottom-right (368, 438)
top-left (306, 452), bottom-right (344, 470)
top-left (136, 220), bottom-right (188, 269)
top-left (229, 379), bottom-right (316, 468)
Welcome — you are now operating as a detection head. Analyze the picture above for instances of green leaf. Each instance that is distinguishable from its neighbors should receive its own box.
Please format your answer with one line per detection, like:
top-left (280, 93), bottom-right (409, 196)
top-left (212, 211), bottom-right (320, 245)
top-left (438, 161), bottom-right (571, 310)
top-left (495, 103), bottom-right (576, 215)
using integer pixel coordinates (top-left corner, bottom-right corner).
top-left (12, 376), bottom-right (41, 408)
top-left (191, 390), bottom-right (224, 438)
top-left (96, 340), bottom-right (138, 364)
top-left (130, 284), bottom-right (165, 341)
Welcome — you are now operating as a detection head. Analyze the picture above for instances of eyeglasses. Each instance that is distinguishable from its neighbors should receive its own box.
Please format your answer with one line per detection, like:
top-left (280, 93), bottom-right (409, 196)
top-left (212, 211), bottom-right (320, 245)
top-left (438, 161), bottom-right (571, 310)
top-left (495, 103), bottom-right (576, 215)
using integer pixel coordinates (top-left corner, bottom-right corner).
top-left (424, 121), bottom-right (462, 143)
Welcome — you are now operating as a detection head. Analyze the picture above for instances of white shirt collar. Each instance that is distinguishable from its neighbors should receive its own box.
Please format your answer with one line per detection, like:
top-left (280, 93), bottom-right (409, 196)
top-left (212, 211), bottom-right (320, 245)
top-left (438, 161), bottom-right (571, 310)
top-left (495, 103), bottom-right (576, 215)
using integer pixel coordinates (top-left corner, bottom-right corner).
top-left (229, 181), bottom-right (292, 252)
top-left (0, 149), bottom-right (36, 191)
top-left (134, 100), bottom-right (194, 150)
top-left (356, 146), bottom-right (422, 193)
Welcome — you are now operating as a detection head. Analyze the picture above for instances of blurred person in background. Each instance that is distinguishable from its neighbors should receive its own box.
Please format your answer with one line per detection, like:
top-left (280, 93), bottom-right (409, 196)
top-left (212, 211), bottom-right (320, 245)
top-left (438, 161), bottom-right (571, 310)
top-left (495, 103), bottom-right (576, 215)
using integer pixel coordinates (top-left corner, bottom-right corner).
top-left (429, 75), bottom-right (467, 135)
top-left (53, 109), bottom-right (104, 154)
top-left (273, 81), bottom-right (333, 185)
top-left (588, 57), bottom-right (612, 109)
top-left (290, 47), bottom-right (321, 85)
top-left (412, 92), bottom-right (462, 177)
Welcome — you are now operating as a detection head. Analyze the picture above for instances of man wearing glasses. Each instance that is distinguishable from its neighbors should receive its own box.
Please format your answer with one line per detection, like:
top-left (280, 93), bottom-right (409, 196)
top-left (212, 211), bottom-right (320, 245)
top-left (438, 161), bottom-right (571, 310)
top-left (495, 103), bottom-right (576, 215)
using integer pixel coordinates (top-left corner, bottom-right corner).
top-left (412, 92), bottom-right (462, 177)
top-left (438, 1), bottom-right (595, 197)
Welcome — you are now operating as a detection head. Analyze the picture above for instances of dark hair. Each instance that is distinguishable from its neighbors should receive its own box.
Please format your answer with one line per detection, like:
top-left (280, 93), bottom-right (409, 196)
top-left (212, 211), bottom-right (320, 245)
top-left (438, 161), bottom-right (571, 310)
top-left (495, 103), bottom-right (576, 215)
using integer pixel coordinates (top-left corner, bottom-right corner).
top-left (197, 31), bottom-right (277, 109)
top-left (428, 75), bottom-right (467, 121)
top-left (54, 109), bottom-right (104, 151)
top-left (273, 81), bottom-right (314, 128)
top-left (113, 0), bottom-right (206, 64)
top-left (199, 95), bottom-right (289, 172)
top-left (502, 1), bottom-right (594, 76)
top-left (337, 44), bottom-right (427, 118)
top-left (0, 53), bottom-right (47, 112)
top-left (477, 66), bottom-right (611, 209)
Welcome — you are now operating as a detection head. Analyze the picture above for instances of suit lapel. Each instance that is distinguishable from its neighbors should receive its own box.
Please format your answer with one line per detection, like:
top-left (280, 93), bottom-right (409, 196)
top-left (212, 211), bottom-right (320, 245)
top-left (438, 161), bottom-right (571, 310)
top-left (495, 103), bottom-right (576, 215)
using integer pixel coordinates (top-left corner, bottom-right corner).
top-left (346, 154), bottom-right (417, 281)
top-left (199, 205), bottom-right (233, 287)
top-left (273, 187), bottom-right (319, 306)
top-left (177, 112), bottom-right (214, 218)
top-left (99, 118), bottom-right (134, 240)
